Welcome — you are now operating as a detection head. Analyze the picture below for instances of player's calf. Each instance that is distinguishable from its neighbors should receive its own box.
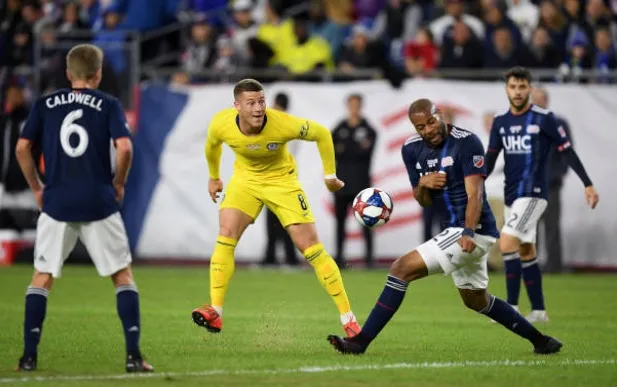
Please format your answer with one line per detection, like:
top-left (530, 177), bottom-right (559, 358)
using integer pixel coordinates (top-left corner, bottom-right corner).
top-left (477, 293), bottom-right (561, 354)
top-left (18, 271), bottom-right (53, 372)
top-left (112, 268), bottom-right (151, 368)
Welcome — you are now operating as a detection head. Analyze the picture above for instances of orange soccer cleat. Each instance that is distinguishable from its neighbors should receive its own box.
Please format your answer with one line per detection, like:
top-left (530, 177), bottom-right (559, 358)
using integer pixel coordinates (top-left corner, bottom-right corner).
top-left (191, 305), bottom-right (222, 333)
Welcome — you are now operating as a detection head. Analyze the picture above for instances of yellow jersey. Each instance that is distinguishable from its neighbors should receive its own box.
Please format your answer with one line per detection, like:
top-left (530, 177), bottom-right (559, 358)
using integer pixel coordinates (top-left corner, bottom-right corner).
top-left (205, 108), bottom-right (336, 181)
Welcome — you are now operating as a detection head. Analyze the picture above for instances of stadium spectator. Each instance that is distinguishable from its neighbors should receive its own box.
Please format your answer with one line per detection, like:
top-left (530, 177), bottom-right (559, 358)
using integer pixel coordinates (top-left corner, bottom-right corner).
top-left (338, 24), bottom-right (384, 72)
top-left (483, 0), bottom-right (522, 49)
top-left (370, 0), bottom-right (423, 44)
top-left (20, 0), bottom-right (45, 35)
top-left (181, 20), bottom-right (216, 75)
top-left (212, 36), bottom-right (240, 77)
top-left (78, 0), bottom-right (103, 30)
top-left (527, 26), bottom-right (562, 68)
top-left (8, 23), bottom-right (33, 66)
top-left (585, 0), bottom-right (617, 44)
top-left (57, 2), bottom-right (88, 34)
top-left (438, 21), bottom-right (483, 70)
top-left (309, 0), bottom-right (348, 60)
top-left (558, 29), bottom-right (593, 83)
top-left (0, 0), bottom-right (23, 59)
top-left (430, 0), bottom-right (485, 45)
top-left (93, 10), bottom-right (128, 102)
top-left (255, 0), bottom-right (295, 66)
top-left (404, 26), bottom-right (438, 76)
top-left (506, 0), bottom-right (539, 43)
top-left (484, 25), bottom-right (534, 69)
top-left (564, 0), bottom-right (595, 51)
top-left (279, 15), bottom-right (333, 75)
top-left (538, 0), bottom-right (569, 59)
top-left (593, 25), bottom-right (617, 83)
top-left (228, 0), bottom-right (258, 66)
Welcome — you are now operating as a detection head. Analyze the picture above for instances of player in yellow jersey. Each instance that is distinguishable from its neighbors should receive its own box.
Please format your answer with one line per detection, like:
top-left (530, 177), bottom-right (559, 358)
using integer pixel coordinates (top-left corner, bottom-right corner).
top-left (191, 79), bottom-right (361, 337)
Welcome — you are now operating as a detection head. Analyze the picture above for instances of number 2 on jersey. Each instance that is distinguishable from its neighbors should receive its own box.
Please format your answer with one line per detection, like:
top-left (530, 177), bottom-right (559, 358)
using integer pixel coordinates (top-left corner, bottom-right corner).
top-left (60, 109), bottom-right (89, 157)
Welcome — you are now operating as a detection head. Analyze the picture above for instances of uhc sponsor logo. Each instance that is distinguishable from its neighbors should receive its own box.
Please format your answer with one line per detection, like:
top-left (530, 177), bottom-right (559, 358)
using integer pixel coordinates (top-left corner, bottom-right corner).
top-left (502, 135), bottom-right (532, 154)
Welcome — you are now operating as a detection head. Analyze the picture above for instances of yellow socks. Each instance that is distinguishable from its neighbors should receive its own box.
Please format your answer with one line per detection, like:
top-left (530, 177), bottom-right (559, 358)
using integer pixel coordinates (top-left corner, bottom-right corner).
top-left (210, 236), bottom-right (237, 314)
top-left (303, 243), bottom-right (352, 316)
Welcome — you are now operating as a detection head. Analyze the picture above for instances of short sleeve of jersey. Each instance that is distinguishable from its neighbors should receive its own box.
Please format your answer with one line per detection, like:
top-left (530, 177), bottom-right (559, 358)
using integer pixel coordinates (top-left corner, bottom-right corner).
top-left (460, 135), bottom-right (488, 177)
top-left (402, 144), bottom-right (420, 188)
top-left (20, 99), bottom-right (43, 141)
top-left (487, 118), bottom-right (502, 153)
top-left (109, 98), bottom-right (131, 140)
top-left (541, 112), bottom-right (571, 152)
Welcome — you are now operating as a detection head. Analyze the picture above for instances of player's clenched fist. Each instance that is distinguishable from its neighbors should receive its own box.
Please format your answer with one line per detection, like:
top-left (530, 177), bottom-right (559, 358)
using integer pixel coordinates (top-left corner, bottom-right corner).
top-left (209, 178), bottom-right (224, 203)
top-left (585, 186), bottom-right (599, 209)
top-left (325, 177), bottom-right (345, 193)
top-left (419, 172), bottom-right (447, 190)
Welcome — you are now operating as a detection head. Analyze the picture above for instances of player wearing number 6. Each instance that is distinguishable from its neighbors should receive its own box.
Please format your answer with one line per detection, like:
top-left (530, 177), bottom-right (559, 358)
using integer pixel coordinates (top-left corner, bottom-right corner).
top-left (14, 44), bottom-right (153, 372)
top-left (191, 79), bottom-right (361, 337)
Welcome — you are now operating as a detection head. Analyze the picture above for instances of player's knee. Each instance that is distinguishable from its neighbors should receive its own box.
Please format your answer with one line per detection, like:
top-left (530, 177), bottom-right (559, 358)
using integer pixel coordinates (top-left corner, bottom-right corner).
top-left (31, 271), bottom-right (54, 290)
top-left (389, 251), bottom-right (427, 282)
top-left (519, 243), bottom-right (535, 261)
top-left (459, 289), bottom-right (489, 311)
top-left (287, 223), bottom-right (319, 252)
top-left (499, 234), bottom-right (519, 254)
top-left (111, 266), bottom-right (134, 287)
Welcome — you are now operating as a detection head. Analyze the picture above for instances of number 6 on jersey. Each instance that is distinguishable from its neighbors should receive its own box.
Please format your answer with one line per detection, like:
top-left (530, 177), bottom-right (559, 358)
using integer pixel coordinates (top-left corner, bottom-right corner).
top-left (60, 109), bottom-right (89, 157)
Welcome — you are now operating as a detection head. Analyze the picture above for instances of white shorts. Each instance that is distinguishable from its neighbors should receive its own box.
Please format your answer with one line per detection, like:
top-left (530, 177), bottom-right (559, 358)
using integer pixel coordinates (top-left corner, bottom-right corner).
top-left (502, 198), bottom-right (548, 244)
top-left (34, 212), bottom-right (132, 278)
top-left (417, 227), bottom-right (496, 290)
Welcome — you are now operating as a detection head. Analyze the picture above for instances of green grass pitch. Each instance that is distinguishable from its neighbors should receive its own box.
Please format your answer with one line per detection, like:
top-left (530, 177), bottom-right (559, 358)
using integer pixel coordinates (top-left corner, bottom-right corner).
top-left (1, 265), bottom-right (616, 386)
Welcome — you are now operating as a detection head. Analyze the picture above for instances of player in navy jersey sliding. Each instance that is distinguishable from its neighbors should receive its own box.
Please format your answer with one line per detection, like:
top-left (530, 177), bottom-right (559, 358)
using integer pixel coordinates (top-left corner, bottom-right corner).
top-left (327, 98), bottom-right (562, 355)
top-left (14, 44), bottom-right (153, 373)
top-left (487, 67), bottom-right (599, 323)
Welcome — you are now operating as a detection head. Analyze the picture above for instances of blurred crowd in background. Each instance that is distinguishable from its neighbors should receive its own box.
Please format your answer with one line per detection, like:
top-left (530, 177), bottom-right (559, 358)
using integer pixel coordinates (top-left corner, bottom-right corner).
top-left (1, 0), bottom-right (617, 106)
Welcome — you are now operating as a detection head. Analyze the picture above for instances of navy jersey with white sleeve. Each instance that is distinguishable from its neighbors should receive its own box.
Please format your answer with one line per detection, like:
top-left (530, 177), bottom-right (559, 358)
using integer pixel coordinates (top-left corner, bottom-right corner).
top-left (20, 88), bottom-right (131, 222)
top-left (487, 105), bottom-right (571, 206)
top-left (402, 125), bottom-right (500, 239)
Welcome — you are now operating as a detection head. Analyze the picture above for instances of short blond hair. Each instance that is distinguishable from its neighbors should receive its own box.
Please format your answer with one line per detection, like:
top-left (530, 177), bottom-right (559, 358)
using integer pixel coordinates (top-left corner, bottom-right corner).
top-left (66, 44), bottom-right (104, 81)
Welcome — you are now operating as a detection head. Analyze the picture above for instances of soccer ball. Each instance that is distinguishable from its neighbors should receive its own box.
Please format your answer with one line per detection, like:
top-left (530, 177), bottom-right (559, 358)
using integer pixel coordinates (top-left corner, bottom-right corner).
top-left (352, 187), bottom-right (394, 229)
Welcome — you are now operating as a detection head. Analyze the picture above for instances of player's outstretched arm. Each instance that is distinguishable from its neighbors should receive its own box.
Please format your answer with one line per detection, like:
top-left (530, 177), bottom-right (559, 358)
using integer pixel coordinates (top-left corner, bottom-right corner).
top-left (295, 118), bottom-right (344, 192)
top-left (543, 113), bottom-right (598, 209)
top-left (562, 148), bottom-right (599, 209)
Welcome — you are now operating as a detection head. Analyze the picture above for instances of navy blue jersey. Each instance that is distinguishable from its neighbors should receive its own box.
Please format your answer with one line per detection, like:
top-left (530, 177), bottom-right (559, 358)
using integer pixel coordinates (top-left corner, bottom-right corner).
top-left (488, 105), bottom-right (571, 206)
top-left (402, 125), bottom-right (500, 238)
top-left (20, 88), bottom-right (131, 222)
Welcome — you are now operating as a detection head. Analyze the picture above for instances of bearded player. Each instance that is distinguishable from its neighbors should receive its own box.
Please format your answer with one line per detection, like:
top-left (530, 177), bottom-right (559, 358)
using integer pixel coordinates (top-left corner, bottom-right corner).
top-left (191, 79), bottom-right (360, 337)
top-left (327, 98), bottom-right (562, 355)
top-left (487, 67), bottom-right (598, 323)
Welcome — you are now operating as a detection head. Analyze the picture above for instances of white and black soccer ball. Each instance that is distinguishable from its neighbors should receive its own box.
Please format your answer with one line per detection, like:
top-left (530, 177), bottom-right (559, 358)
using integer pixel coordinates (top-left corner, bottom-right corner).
top-left (352, 187), bottom-right (394, 229)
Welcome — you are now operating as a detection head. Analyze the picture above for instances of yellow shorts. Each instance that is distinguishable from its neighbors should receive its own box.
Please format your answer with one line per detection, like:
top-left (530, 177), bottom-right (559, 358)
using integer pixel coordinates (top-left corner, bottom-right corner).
top-left (220, 176), bottom-right (315, 227)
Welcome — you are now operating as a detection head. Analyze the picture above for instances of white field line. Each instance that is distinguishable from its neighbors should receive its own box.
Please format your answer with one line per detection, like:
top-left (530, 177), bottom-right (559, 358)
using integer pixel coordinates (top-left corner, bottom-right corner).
top-left (1, 359), bottom-right (615, 384)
